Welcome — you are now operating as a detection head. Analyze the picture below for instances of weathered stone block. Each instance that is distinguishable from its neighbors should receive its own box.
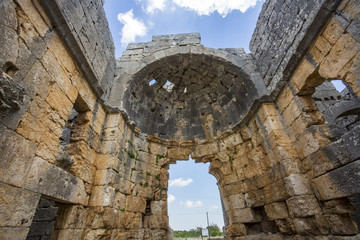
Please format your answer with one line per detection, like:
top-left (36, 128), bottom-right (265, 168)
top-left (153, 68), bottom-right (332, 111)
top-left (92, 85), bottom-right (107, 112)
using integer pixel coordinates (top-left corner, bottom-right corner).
top-left (233, 208), bottom-right (262, 223)
top-left (313, 160), bottom-right (360, 200)
top-left (25, 157), bottom-right (87, 204)
top-left (150, 200), bottom-right (167, 215)
top-left (284, 174), bottom-right (312, 196)
top-left (89, 186), bottom-right (115, 207)
top-left (148, 215), bottom-right (169, 229)
top-left (228, 194), bottom-right (246, 209)
top-left (286, 195), bottom-right (321, 218)
top-left (0, 227), bottom-right (29, 240)
top-left (226, 224), bottom-right (246, 237)
top-left (55, 205), bottom-right (88, 229)
top-left (319, 33), bottom-right (360, 79)
top-left (325, 214), bottom-right (358, 235)
top-left (245, 189), bottom-right (265, 207)
top-left (125, 195), bottom-right (146, 213)
top-left (0, 126), bottom-right (36, 187)
top-left (265, 202), bottom-right (289, 220)
top-left (0, 182), bottom-right (40, 227)
top-left (264, 180), bottom-right (289, 204)
top-left (324, 198), bottom-right (357, 214)
top-left (293, 217), bottom-right (321, 235)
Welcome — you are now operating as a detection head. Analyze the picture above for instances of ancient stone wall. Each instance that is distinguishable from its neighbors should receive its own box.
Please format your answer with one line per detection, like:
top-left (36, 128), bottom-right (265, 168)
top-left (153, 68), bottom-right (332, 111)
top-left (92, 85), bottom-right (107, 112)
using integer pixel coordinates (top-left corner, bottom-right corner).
top-left (250, 0), bottom-right (342, 91)
top-left (0, 0), bottom-right (360, 239)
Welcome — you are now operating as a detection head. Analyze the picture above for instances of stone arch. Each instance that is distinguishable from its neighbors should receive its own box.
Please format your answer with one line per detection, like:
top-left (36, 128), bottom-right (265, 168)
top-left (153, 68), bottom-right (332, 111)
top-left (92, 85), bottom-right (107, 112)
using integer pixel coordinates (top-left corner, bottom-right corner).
top-left (108, 34), bottom-right (268, 142)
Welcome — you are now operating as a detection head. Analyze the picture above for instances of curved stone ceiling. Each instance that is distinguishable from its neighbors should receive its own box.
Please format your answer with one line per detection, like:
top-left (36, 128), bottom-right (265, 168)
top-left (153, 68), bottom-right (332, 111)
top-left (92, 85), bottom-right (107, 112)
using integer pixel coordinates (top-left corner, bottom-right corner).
top-left (122, 53), bottom-right (262, 141)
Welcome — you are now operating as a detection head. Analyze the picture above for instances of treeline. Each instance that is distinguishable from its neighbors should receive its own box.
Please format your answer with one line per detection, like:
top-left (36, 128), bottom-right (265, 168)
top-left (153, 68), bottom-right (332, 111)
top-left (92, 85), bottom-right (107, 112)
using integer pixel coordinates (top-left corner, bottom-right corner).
top-left (173, 224), bottom-right (223, 238)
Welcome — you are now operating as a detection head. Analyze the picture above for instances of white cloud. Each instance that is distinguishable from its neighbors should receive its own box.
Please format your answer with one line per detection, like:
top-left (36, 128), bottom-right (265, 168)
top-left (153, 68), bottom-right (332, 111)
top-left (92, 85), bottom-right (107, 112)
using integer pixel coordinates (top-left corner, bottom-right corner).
top-left (169, 177), bottom-right (193, 187)
top-left (209, 205), bottom-right (219, 210)
top-left (168, 194), bottom-right (176, 204)
top-left (181, 200), bottom-right (204, 208)
top-left (117, 9), bottom-right (148, 45)
top-left (172, 0), bottom-right (259, 17)
top-left (145, 0), bottom-right (167, 14)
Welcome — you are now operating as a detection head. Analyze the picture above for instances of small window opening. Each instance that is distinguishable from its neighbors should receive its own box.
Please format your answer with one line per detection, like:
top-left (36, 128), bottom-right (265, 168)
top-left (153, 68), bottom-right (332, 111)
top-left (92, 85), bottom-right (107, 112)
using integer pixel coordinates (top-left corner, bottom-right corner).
top-left (163, 80), bottom-right (174, 93)
top-left (331, 79), bottom-right (346, 92)
top-left (149, 79), bottom-right (157, 86)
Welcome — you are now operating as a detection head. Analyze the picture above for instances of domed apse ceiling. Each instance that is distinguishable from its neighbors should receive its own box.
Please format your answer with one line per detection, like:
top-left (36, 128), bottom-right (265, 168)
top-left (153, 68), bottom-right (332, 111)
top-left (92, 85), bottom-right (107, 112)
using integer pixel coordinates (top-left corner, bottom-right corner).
top-left (123, 53), bottom-right (259, 141)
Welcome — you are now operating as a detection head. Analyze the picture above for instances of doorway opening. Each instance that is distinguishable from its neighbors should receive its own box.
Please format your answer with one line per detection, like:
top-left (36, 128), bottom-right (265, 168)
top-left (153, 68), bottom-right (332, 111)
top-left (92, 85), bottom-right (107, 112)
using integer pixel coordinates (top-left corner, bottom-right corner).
top-left (168, 156), bottom-right (225, 238)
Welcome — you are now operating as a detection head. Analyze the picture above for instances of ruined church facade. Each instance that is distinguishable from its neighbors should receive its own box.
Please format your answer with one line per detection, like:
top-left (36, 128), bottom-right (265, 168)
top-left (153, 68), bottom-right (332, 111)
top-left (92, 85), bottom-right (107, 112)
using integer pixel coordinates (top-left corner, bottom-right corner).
top-left (1, 0), bottom-right (360, 239)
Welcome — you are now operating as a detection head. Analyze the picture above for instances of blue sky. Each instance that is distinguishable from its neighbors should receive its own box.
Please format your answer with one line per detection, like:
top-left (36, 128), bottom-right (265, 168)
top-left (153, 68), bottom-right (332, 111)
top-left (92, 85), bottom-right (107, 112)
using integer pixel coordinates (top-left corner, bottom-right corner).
top-left (104, 0), bottom-right (265, 58)
top-left (103, 0), bottom-right (265, 231)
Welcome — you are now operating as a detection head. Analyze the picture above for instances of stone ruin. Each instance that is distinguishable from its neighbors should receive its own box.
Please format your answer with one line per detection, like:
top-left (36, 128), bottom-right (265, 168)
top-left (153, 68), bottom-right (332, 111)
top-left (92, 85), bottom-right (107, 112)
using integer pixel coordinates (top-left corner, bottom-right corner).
top-left (0, 0), bottom-right (360, 239)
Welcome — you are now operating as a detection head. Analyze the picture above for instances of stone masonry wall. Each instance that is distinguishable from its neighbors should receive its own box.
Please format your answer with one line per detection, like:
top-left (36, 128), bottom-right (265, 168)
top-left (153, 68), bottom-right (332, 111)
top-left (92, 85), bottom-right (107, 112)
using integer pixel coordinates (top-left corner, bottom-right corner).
top-left (38, 0), bottom-right (116, 99)
top-left (250, 0), bottom-right (342, 91)
top-left (0, 0), bottom-right (360, 239)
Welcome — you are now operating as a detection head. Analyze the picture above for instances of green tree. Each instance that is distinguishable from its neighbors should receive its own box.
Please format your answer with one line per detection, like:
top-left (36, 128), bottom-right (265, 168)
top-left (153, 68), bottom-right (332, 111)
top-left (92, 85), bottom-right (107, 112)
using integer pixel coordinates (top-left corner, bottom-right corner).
top-left (208, 224), bottom-right (223, 237)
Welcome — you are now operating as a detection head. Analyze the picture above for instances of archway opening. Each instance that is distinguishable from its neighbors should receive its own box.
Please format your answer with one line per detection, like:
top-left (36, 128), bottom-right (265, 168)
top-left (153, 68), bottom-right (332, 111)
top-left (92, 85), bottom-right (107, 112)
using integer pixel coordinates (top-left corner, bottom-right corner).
top-left (168, 156), bottom-right (225, 238)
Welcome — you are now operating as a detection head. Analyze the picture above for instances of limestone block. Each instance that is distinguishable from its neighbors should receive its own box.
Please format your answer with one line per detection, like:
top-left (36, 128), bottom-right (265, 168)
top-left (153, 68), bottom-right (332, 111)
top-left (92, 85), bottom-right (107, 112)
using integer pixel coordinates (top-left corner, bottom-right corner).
top-left (52, 229), bottom-right (85, 240)
top-left (143, 229), bottom-right (167, 240)
top-left (295, 126), bottom-right (331, 160)
top-left (282, 98), bottom-right (303, 126)
top-left (225, 224), bottom-right (246, 237)
top-left (322, 15), bottom-right (350, 45)
top-left (104, 113), bottom-right (123, 129)
top-left (126, 195), bottom-right (146, 213)
top-left (45, 84), bottom-right (73, 121)
top-left (94, 154), bottom-right (119, 170)
top-left (319, 33), bottom-right (360, 79)
top-left (218, 133), bottom-right (243, 151)
top-left (66, 141), bottom-right (97, 165)
top-left (243, 160), bottom-right (263, 179)
top-left (223, 182), bottom-right (244, 196)
top-left (55, 205), bottom-right (88, 229)
top-left (286, 195), bottom-right (321, 218)
top-left (84, 229), bottom-right (110, 240)
top-left (276, 85), bottom-right (294, 112)
top-left (113, 191), bottom-right (126, 210)
top-left (293, 217), bottom-right (321, 235)
top-left (262, 116), bottom-right (284, 135)
top-left (233, 208), bottom-right (262, 223)
top-left (245, 189), bottom-right (265, 207)
top-left (148, 215), bottom-right (169, 229)
top-left (167, 147), bottom-right (191, 160)
top-left (0, 227), bottom-right (29, 240)
top-left (257, 103), bottom-right (279, 123)
top-left (89, 186), bottom-right (115, 207)
top-left (313, 160), bottom-right (360, 200)
top-left (150, 200), bottom-right (167, 215)
top-left (121, 212), bottom-right (143, 229)
top-left (0, 182), bottom-right (40, 227)
top-left (275, 218), bottom-right (295, 234)
top-left (69, 157), bottom-right (96, 184)
top-left (243, 177), bottom-right (258, 192)
top-left (25, 157), bottom-right (87, 204)
top-left (0, 126), bottom-right (36, 187)
top-left (324, 198), bottom-right (357, 214)
top-left (325, 213), bottom-right (358, 235)
top-left (265, 202), bottom-right (289, 220)
top-left (290, 58), bottom-right (317, 94)
top-left (284, 174), bottom-right (312, 196)
top-left (264, 180), bottom-right (289, 204)
top-left (228, 194), bottom-right (246, 209)
top-left (192, 142), bottom-right (218, 158)
top-left (94, 169), bottom-right (119, 186)
top-left (240, 127), bottom-right (253, 141)
top-left (47, 33), bottom-right (76, 74)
